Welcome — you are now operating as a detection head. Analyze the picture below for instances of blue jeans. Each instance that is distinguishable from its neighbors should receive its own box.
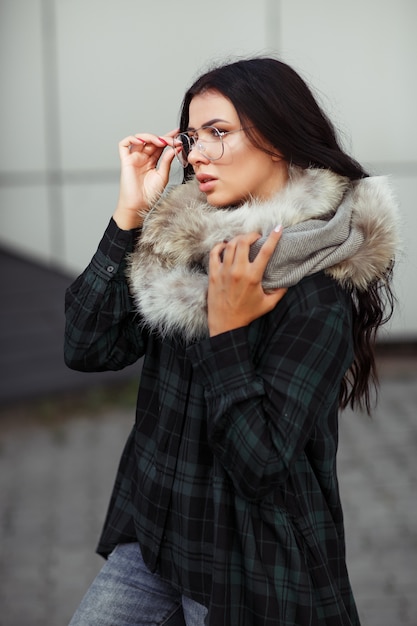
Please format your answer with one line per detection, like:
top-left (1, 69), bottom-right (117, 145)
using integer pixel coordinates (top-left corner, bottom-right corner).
top-left (68, 543), bottom-right (208, 626)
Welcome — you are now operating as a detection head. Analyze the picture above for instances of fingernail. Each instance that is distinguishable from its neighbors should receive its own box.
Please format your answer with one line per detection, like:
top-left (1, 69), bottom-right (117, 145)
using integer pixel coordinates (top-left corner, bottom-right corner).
top-left (158, 137), bottom-right (168, 146)
top-left (274, 224), bottom-right (282, 232)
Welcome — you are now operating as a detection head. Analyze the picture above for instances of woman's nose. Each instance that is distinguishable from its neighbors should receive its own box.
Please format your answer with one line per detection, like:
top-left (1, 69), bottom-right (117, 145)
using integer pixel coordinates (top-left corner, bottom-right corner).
top-left (187, 143), bottom-right (210, 166)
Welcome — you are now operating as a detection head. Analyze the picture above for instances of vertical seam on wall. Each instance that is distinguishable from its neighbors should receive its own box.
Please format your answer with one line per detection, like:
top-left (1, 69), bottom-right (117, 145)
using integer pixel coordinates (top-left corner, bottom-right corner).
top-left (40, 0), bottom-right (64, 265)
top-left (265, 0), bottom-right (282, 54)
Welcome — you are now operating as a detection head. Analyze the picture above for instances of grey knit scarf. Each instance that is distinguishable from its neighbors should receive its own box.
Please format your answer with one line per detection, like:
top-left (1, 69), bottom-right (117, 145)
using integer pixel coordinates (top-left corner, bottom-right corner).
top-left (252, 188), bottom-right (364, 290)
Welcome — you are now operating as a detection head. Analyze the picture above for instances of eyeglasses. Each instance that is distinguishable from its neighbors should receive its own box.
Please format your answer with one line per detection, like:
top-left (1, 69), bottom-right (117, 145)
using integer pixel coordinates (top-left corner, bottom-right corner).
top-left (173, 126), bottom-right (249, 168)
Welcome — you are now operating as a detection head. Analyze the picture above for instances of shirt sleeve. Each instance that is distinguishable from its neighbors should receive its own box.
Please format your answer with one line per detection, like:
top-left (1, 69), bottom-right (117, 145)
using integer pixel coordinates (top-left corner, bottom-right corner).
top-left (187, 282), bottom-right (353, 502)
top-left (64, 218), bottom-right (147, 372)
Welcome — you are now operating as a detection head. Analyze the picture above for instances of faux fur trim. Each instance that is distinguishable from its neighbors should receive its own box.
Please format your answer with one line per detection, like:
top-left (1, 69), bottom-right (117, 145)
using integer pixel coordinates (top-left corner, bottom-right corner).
top-left (127, 167), bottom-right (400, 341)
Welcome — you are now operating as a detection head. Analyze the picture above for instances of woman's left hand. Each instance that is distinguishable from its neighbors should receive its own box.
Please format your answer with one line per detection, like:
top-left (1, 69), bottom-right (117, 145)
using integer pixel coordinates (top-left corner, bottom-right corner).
top-left (207, 227), bottom-right (287, 337)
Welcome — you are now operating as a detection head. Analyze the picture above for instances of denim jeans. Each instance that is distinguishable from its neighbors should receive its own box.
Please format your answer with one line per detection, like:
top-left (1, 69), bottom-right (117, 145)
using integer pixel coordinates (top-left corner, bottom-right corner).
top-left (68, 542), bottom-right (208, 626)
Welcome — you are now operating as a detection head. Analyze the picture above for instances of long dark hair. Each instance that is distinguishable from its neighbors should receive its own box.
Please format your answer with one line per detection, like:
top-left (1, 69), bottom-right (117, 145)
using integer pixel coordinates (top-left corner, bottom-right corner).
top-left (179, 57), bottom-right (395, 413)
top-left (179, 57), bottom-right (366, 180)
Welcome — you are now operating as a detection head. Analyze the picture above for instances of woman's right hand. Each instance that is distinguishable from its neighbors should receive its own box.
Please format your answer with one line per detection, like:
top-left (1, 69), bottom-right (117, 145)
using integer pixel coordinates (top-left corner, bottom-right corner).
top-left (113, 129), bottom-right (179, 230)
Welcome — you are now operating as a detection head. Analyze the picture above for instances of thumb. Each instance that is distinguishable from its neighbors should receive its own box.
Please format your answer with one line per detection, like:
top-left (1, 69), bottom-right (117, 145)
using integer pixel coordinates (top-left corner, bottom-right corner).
top-left (157, 145), bottom-right (177, 183)
top-left (264, 286), bottom-right (288, 304)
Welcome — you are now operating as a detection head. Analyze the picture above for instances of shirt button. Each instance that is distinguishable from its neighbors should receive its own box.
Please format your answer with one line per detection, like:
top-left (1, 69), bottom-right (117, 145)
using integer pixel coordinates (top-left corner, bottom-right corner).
top-left (106, 265), bottom-right (115, 273)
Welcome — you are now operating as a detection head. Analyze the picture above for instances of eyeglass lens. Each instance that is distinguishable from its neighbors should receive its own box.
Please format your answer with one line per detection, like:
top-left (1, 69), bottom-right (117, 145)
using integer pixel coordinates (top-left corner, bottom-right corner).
top-left (174, 126), bottom-right (224, 168)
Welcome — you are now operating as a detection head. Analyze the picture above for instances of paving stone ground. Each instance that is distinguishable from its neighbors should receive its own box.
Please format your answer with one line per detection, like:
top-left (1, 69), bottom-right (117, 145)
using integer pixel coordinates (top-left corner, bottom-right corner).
top-left (0, 357), bottom-right (416, 625)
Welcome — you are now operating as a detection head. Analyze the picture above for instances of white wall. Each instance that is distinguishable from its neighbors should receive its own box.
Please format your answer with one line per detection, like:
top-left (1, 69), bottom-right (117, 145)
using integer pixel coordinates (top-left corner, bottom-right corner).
top-left (277, 0), bottom-right (417, 338)
top-left (1, 0), bottom-right (415, 337)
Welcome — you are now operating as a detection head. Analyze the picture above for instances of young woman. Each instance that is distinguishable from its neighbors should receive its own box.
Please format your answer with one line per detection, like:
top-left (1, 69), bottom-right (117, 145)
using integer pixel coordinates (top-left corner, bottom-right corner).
top-left (65, 57), bottom-right (399, 625)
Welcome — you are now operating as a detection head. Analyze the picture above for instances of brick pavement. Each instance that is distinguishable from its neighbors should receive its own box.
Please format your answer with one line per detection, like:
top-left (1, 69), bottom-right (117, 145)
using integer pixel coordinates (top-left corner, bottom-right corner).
top-left (0, 362), bottom-right (416, 626)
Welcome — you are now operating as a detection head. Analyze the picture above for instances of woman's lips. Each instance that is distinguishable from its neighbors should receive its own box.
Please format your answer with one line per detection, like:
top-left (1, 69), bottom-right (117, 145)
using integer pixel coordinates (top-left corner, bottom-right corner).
top-left (196, 174), bottom-right (217, 193)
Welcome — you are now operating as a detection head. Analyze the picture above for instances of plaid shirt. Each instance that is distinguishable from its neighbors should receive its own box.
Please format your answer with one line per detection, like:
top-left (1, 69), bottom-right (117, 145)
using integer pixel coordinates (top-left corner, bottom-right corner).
top-left (65, 218), bottom-right (361, 625)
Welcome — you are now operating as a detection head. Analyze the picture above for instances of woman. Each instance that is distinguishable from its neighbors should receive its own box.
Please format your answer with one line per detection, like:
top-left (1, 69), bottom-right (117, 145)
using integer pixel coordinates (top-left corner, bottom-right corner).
top-left (65, 57), bottom-right (399, 625)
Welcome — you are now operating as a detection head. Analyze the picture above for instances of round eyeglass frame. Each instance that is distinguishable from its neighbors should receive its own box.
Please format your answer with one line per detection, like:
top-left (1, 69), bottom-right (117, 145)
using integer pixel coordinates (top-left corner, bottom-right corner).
top-left (173, 126), bottom-right (250, 168)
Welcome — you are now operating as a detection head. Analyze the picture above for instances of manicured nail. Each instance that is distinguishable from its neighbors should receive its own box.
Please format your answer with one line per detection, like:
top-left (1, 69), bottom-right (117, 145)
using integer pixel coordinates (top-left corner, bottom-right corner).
top-left (158, 137), bottom-right (168, 146)
top-left (274, 224), bottom-right (282, 233)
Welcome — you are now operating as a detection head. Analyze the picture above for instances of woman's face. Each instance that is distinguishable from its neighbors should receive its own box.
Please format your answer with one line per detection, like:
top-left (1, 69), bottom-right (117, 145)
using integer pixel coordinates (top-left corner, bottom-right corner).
top-left (186, 90), bottom-right (289, 207)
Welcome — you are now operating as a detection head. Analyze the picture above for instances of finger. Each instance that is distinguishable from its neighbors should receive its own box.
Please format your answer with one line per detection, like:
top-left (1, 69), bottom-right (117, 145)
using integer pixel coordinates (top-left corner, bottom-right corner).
top-left (133, 136), bottom-right (169, 165)
top-left (119, 133), bottom-right (168, 158)
top-left (221, 238), bottom-right (242, 267)
top-left (252, 225), bottom-right (283, 271)
top-left (119, 135), bottom-right (143, 147)
top-left (119, 135), bottom-right (145, 155)
top-left (264, 287), bottom-right (288, 308)
top-left (122, 130), bottom-right (180, 163)
top-left (209, 241), bottom-right (228, 269)
top-left (231, 232), bottom-right (263, 266)
top-left (158, 128), bottom-right (180, 146)
top-left (136, 136), bottom-right (168, 161)
top-left (264, 286), bottom-right (287, 297)
top-left (214, 232), bottom-right (262, 273)
top-left (133, 133), bottom-right (169, 145)
top-left (157, 143), bottom-right (178, 180)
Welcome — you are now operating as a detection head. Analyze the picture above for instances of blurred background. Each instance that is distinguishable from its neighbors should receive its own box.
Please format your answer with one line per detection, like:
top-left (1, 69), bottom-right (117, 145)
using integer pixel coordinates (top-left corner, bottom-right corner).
top-left (0, 1), bottom-right (416, 625)
top-left (1, 0), bottom-right (416, 404)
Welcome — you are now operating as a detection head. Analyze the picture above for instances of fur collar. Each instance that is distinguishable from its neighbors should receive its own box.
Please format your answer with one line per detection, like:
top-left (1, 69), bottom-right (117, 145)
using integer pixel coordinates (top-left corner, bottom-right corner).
top-left (127, 167), bottom-right (400, 341)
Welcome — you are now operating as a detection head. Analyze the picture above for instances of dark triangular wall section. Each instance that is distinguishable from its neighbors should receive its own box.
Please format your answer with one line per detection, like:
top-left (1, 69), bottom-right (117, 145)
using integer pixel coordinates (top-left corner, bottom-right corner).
top-left (0, 247), bottom-right (141, 406)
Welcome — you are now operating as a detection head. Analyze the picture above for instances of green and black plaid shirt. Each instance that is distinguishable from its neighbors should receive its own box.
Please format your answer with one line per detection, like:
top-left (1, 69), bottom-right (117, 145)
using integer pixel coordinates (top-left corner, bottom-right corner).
top-left (65, 219), bottom-right (361, 625)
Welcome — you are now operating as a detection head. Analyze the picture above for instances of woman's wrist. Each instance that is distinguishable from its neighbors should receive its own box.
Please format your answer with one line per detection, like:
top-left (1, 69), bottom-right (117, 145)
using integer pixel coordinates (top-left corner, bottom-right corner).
top-left (112, 203), bottom-right (146, 231)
